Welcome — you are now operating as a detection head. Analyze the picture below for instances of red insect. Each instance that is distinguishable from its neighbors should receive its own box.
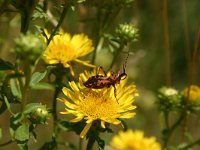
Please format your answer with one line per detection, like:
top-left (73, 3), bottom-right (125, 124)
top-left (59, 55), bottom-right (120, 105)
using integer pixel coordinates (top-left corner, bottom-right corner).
top-left (83, 54), bottom-right (129, 102)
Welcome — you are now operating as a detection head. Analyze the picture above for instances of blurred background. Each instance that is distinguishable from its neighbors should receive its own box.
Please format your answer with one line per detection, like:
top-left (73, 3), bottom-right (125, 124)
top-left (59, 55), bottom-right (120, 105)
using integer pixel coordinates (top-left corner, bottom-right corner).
top-left (0, 0), bottom-right (200, 149)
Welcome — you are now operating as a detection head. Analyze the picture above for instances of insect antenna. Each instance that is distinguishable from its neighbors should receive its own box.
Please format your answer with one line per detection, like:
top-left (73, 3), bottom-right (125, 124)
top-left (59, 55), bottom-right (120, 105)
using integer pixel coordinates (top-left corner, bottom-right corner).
top-left (122, 53), bottom-right (129, 73)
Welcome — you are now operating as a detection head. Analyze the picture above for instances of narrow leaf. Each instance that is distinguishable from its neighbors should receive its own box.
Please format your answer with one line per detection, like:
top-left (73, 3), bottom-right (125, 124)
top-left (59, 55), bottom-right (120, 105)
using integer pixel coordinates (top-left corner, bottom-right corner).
top-left (0, 59), bottom-right (14, 70)
top-left (30, 71), bottom-right (47, 87)
top-left (23, 103), bottom-right (42, 114)
top-left (10, 78), bottom-right (21, 99)
top-left (4, 96), bottom-right (14, 115)
top-left (31, 82), bottom-right (54, 90)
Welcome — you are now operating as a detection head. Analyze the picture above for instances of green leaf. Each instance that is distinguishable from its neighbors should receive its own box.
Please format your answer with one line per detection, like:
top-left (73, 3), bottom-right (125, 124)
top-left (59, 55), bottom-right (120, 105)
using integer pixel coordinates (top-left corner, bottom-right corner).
top-left (30, 82), bottom-right (54, 90)
top-left (184, 131), bottom-right (194, 142)
top-left (0, 59), bottom-right (14, 70)
top-left (10, 78), bottom-right (22, 99)
top-left (4, 96), bottom-right (14, 115)
top-left (14, 123), bottom-right (29, 141)
top-left (23, 103), bottom-right (43, 114)
top-left (32, 6), bottom-right (49, 21)
top-left (30, 71), bottom-right (47, 87)
top-left (17, 143), bottom-right (28, 150)
top-left (10, 113), bottom-right (23, 138)
top-left (96, 136), bottom-right (105, 150)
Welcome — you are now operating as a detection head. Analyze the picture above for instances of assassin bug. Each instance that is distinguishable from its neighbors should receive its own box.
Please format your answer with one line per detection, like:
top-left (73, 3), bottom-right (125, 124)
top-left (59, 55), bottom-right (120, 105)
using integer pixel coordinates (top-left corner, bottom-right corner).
top-left (83, 54), bottom-right (129, 102)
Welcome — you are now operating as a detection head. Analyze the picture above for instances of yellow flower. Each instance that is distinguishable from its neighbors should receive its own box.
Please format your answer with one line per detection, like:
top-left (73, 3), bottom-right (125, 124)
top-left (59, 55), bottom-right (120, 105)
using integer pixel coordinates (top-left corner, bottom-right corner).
top-left (43, 32), bottom-right (94, 75)
top-left (58, 71), bottom-right (138, 138)
top-left (110, 130), bottom-right (161, 150)
top-left (183, 85), bottom-right (200, 102)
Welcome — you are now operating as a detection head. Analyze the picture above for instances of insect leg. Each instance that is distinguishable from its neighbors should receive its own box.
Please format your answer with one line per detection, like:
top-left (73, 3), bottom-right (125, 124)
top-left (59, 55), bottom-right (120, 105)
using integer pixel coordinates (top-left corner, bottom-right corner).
top-left (97, 66), bottom-right (107, 76)
top-left (113, 85), bottom-right (119, 104)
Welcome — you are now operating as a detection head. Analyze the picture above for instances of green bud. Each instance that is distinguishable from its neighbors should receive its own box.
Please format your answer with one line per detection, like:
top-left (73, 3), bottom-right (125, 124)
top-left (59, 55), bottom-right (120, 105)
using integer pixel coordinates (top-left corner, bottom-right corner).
top-left (158, 87), bottom-right (182, 111)
top-left (14, 32), bottom-right (45, 64)
top-left (116, 23), bottom-right (138, 45)
top-left (29, 105), bottom-right (49, 124)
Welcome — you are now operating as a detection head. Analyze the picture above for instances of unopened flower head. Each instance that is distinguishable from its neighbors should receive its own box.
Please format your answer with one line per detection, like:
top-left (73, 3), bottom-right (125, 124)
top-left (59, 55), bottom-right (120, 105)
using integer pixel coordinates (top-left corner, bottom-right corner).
top-left (110, 130), bottom-right (161, 150)
top-left (116, 23), bottom-right (138, 44)
top-left (58, 70), bottom-right (138, 138)
top-left (43, 32), bottom-right (94, 75)
top-left (14, 32), bottom-right (45, 64)
top-left (183, 85), bottom-right (200, 111)
top-left (158, 87), bottom-right (182, 111)
top-left (29, 105), bottom-right (49, 124)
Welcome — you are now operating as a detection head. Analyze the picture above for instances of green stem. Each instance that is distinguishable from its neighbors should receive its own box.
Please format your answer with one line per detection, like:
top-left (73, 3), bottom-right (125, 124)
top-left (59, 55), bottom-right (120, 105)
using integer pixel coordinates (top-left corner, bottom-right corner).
top-left (162, 110), bottom-right (185, 149)
top-left (179, 138), bottom-right (200, 150)
top-left (52, 66), bottom-right (63, 147)
top-left (91, 22), bottom-right (101, 64)
top-left (91, 5), bottom-right (121, 64)
top-left (91, 7), bottom-right (110, 64)
top-left (164, 111), bottom-right (169, 129)
top-left (21, 64), bottom-right (32, 111)
top-left (47, 4), bottom-right (68, 45)
top-left (108, 43), bottom-right (125, 70)
top-left (52, 86), bottom-right (60, 148)
top-left (86, 136), bottom-right (95, 150)
top-left (52, 86), bottom-right (60, 126)
top-left (0, 140), bottom-right (13, 147)
top-left (162, 0), bottom-right (171, 86)
top-left (78, 138), bottom-right (83, 150)
top-left (20, 1), bottom-right (39, 33)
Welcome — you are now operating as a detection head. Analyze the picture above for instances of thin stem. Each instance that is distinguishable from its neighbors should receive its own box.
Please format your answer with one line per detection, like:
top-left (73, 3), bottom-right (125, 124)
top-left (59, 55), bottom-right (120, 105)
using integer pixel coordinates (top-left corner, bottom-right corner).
top-left (52, 85), bottom-right (60, 149)
top-left (162, 0), bottom-right (171, 86)
top-left (20, 1), bottom-right (38, 33)
top-left (179, 138), bottom-right (200, 150)
top-left (164, 111), bottom-right (169, 129)
top-left (52, 86), bottom-right (60, 125)
top-left (91, 7), bottom-right (113, 64)
top-left (108, 43), bottom-right (125, 71)
top-left (181, 0), bottom-right (191, 65)
top-left (52, 66), bottom-right (64, 147)
top-left (0, 140), bottom-right (13, 147)
top-left (188, 18), bottom-right (200, 86)
top-left (21, 63), bottom-right (32, 111)
top-left (91, 16), bottom-right (101, 64)
top-left (78, 138), bottom-right (83, 150)
top-left (162, 110), bottom-right (185, 149)
top-left (91, 34), bottom-right (101, 64)
top-left (21, 71), bottom-right (30, 110)
top-left (47, 4), bottom-right (68, 45)
top-left (86, 136), bottom-right (95, 150)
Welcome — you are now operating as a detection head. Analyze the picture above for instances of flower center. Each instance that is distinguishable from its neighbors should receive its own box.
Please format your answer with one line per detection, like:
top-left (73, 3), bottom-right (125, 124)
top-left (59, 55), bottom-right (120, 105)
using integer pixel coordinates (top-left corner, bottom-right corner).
top-left (126, 139), bottom-right (145, 150)
top-left (79, 90), bottom-right (119, 119)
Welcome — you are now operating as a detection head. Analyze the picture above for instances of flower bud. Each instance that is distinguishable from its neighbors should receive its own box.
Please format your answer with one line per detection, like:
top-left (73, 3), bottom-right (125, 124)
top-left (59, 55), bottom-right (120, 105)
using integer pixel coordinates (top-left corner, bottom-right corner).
top-left (115, 23), bottom-right (138, 45)
top-left (158, 87), bottom-right (182, 111)
top-left (29, 105), bottom-right (49, 124)
top-left (14, 32), bottom-right (45, 64)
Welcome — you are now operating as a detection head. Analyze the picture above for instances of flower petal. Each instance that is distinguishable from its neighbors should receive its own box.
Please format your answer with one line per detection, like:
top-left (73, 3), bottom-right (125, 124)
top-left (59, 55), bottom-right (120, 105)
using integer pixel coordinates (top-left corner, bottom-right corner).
top-left (80, 122), bottom-right (93, 138)
top-left (74, 59), bottom-right (95, 68)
